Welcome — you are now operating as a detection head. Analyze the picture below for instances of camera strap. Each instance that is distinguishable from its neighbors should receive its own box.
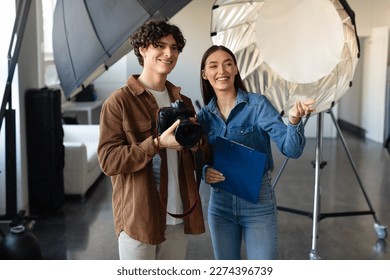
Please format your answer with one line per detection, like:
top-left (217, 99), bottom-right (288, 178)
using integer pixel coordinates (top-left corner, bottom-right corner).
top-left (165, 199), bottom-right (199, 219)
top-left (157, 146), bottom-right (202, 219)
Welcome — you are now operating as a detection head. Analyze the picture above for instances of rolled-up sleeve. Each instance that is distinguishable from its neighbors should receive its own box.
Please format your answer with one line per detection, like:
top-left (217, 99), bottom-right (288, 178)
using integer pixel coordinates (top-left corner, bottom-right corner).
top-left (282, 120), bottom-right (306, 158)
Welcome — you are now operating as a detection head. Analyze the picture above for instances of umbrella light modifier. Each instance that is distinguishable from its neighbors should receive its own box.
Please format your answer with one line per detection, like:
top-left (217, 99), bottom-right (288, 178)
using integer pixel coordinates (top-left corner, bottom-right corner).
top-left (211, 0), bottom-right (360, 116)
top-left (211, 0), bottom-right (387, 259)
top-left (53, 0), bottom-right (191, 99)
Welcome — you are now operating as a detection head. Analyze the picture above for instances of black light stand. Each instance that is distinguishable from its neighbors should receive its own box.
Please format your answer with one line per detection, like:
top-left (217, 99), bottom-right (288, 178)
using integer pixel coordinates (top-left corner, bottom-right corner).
top-left (271, 109), bottom-right (388, 259)
top-left (0, 0), bottom-right (32, 222)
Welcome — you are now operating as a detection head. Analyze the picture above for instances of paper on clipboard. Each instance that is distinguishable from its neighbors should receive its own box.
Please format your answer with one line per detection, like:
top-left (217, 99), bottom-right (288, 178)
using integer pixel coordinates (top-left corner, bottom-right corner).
top-left (212, 136), bottom-right (267, 204)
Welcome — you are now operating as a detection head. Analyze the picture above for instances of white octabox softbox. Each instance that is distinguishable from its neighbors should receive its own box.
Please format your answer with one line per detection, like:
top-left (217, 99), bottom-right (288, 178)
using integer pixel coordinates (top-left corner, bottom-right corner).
top-left (211, 0), bottom-right (360, 116)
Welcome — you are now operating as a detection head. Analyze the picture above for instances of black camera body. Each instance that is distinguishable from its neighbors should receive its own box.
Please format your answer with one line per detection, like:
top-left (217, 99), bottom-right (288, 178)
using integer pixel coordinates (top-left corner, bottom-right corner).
top-left (157, 100), bottom-right (203, 148)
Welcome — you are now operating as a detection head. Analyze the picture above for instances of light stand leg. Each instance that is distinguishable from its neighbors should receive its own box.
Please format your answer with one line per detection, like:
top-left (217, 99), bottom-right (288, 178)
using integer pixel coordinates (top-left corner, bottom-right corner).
top-left (328, 109), bottom-right (388, 239)
top-left (272, 108), bottom-right (387, 258)
top-left (309, 112), bottom-right (323, 260)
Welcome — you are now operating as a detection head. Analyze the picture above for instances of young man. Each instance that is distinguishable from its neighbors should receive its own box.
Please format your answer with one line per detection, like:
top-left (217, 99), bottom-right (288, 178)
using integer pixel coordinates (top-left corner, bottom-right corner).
top-left (97, 19), bottom-right (205, 260)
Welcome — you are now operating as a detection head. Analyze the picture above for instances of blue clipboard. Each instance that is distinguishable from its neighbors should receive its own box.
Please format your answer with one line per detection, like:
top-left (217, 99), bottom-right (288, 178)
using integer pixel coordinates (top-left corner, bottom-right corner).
top-left (212, 136), bottom-right (267, 204)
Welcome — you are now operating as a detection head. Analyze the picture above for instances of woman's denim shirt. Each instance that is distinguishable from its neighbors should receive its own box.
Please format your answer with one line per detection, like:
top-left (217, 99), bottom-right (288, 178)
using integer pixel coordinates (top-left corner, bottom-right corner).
top-left (197, 89), bottom-right (306, 174)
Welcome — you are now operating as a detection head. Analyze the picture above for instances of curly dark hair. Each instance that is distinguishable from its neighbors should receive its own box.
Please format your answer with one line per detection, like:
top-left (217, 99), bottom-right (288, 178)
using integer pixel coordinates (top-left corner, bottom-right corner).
top-left (130, 18), bottom-right (186, 66)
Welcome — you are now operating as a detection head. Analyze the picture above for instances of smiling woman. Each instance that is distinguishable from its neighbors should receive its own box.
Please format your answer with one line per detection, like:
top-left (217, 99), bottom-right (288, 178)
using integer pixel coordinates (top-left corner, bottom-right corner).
top-left (197, 45), bottom-right (314, 260)
top-left (201, 50), bottom-right (238, 121)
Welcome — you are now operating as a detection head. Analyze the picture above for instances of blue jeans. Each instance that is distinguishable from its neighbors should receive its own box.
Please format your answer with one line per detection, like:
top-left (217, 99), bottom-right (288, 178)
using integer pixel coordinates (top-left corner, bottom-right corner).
top-left (208, 173), bottom-right (278, 260)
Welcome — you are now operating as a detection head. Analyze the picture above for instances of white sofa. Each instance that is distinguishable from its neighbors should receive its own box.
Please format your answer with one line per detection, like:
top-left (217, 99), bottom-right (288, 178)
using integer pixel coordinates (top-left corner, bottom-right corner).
top-left (62, 124), bottom-right (102, 197)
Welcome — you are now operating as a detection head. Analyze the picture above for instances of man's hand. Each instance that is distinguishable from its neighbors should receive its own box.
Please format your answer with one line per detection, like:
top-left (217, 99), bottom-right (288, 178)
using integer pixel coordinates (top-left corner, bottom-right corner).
top-left (157, 119), bottom-right (182, 150)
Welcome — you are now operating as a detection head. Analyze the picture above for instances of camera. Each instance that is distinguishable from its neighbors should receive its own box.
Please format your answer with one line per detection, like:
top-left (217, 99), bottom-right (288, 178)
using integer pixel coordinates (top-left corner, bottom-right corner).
top-left (157, 100), bottom-right (203, 148)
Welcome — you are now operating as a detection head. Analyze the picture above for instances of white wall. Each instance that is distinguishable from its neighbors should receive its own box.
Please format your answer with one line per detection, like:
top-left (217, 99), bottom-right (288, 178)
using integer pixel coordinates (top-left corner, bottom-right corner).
top-left (348, 0), bottom-right (390, 37)
top-left (92, 56), bottom-right (128, 101)
top-left (338, 0), bottom-right (390, 143)
top-left (361, 27), bottom-right (389, 142)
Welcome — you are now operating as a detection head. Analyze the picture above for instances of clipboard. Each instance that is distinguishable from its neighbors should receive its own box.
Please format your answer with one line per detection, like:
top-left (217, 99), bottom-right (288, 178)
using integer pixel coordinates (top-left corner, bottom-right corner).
top-left (212, 137), bottom-right (267, 204)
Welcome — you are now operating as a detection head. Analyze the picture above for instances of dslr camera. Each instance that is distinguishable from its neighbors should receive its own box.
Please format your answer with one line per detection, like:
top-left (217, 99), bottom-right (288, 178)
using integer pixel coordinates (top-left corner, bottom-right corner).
top-left (157, 100), bottom-right (203, 148)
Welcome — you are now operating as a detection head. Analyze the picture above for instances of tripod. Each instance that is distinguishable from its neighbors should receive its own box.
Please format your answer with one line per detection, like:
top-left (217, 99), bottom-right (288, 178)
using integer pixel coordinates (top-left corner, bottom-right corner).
top-left (271, 109), bottom-right (388, 260)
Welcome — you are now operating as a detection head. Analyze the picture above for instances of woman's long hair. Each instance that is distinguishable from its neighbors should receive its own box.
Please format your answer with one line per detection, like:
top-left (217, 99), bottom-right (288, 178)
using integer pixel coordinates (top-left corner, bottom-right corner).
top-left (200, 45), bottom-right (247, 106)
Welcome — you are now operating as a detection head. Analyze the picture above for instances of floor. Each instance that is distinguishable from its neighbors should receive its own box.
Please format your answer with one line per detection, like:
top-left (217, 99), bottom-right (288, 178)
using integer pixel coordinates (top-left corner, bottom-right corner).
top-left (1, 129), bottom-right (389, 260)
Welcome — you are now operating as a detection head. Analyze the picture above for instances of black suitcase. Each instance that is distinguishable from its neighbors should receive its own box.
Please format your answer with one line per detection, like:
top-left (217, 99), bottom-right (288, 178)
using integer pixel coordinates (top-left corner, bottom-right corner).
top-left (25, 87), bottom-right (65, 214)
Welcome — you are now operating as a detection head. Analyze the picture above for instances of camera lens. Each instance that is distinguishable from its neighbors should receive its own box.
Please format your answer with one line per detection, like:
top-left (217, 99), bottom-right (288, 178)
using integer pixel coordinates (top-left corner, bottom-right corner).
top-left (175, 120), bottom-right (203, 148)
